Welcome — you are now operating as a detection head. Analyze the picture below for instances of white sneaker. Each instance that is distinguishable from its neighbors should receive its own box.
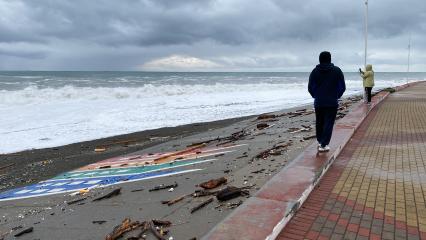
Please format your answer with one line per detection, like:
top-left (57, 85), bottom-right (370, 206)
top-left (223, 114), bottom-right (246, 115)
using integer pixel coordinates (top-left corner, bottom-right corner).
top-left (317, 142), bottom-right (321, 148)
top-left (318, 145), bottom-right (330, 152)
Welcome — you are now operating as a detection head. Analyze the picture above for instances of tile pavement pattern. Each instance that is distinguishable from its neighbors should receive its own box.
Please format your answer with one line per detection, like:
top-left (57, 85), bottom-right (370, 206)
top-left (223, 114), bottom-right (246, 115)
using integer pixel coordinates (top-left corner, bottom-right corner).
top-left (279, 83), bottom-right (426, 240)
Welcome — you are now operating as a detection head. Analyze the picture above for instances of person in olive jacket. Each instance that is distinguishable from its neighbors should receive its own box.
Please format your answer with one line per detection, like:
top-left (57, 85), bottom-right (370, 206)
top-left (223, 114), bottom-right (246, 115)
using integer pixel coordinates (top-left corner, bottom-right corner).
top-left (359, 64), bottom-right (375, 104)
top-left (308, 51), bottom-right (346, 152)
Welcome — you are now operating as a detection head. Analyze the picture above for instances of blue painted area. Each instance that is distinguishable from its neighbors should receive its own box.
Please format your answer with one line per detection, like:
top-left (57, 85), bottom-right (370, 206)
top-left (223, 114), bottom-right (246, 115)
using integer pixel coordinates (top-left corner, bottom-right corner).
top-left (0, 169), bottom-right (198, 201)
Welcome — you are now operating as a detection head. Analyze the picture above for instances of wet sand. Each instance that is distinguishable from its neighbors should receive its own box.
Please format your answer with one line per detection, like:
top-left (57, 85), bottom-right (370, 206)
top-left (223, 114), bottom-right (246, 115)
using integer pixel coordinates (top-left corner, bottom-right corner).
top-left (0, 96), bottom-right (362, 240)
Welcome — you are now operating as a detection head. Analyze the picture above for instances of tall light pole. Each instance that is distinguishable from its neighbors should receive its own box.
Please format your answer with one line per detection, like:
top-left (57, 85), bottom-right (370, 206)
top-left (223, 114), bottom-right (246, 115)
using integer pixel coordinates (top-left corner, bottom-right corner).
top-left (364, 0), bottom-right (368, 68)
top-left (363, 0), bottom-right (369, 102)
top-left (407, 34), bottom-right (411, 73)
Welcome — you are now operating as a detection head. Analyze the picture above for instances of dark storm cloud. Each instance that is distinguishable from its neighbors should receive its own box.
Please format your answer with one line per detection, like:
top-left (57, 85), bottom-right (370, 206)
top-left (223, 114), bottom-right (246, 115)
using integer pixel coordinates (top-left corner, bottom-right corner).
top-left (0, 0), bottom-right (424, 71)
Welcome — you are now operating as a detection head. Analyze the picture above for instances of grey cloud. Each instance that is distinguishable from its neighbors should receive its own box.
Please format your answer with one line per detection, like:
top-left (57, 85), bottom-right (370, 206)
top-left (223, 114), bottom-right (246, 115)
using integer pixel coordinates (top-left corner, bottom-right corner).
top-left (0, 0), bottom-right (424, 71)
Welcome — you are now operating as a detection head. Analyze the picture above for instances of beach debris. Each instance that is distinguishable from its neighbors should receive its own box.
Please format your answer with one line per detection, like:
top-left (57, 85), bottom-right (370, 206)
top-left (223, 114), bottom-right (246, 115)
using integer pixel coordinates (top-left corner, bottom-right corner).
top-left (92, 220), bottom-right (107, 224)
top-left (253, 142), bottom-right (292, 160)
top-left (257, 114), bottom-right (276, 120)
top-left (131, 187), bottom-right (145, 192)
top-left (162, 194), bottom-right (187, 206)
top-left (168, 188), bottom-right (174, 192)
top-left (192, 189), bottom-right (218, 197)
top-left (198, 177), bottom-right (227, 189)
top-left (93, 188), bottom-right (121, 201)
top-left (256, 123), bottom-right (269, 130)
top-left (105, 218), bottom-right (142, 240)
top-left (0, 163), bottom-right (15, 171)
top-left (303, 135), bottom-right (317, 140)
top-left (216, 186), bottom-right (249, 202)
top-left (79, 189), bottom-right (90, 195)
top-left (14, 227), bottom-right (33, 237)
top-left (152, 220), bottom-right (172, 227)
top-left (191, 198), bottom-right (214, 213)
top-left (94, 147), bottom-right (106, 152)
top-left (251, 168), bottom-right (266, 174)
top-left (149, 182), bottom-right (178, 192)
top-left (67, 196), bottom-right (87, 205)
top-left (288, 125), bottom-right (312, 133)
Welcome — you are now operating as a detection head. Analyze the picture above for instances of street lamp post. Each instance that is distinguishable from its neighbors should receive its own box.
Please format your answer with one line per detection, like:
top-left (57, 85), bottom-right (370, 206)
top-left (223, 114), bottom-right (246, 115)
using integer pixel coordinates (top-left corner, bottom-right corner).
top-left (363, 0), bottom-right (369, 102)
top-left (364, 0), bottom-right (368, 68)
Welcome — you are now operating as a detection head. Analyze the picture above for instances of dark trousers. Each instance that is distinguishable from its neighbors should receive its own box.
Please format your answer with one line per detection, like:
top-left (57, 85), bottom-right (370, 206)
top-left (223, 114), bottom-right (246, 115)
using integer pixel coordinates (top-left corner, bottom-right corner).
top-left (365, 87), bottom-right (372, 103)
top-left (315, 107), bottom-right (338, 147)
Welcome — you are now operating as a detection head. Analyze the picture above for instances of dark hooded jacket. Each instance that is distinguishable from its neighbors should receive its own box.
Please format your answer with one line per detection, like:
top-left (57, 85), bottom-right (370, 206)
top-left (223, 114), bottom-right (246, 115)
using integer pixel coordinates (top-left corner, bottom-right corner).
top-left (308, 63), bottom-right (346, 108)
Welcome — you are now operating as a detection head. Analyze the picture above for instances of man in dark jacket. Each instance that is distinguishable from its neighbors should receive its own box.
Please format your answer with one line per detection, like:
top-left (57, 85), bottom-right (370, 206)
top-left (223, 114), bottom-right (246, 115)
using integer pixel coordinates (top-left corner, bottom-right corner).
top-left (308, 51), bottom-right (346, 152)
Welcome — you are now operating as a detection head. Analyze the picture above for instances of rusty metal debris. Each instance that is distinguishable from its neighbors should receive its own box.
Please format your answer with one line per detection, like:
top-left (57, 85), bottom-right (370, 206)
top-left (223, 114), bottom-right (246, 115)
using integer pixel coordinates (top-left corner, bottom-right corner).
top-left (191, 198), bottom-right (214, 213)
top-left (199, 177), bottom-right (227, 189)
top-left (14, 227), bottom-right (33, 237)
top-left (149, 182), bottom-right (178, 192)
top-left (93, 188), bottom-right (121, 201)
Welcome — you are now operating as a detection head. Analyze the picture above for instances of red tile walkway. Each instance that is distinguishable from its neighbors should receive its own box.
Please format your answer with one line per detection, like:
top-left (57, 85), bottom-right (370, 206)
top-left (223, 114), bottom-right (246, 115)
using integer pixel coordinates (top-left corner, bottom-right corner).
top-left (278, 83), bottom-right (426, 240)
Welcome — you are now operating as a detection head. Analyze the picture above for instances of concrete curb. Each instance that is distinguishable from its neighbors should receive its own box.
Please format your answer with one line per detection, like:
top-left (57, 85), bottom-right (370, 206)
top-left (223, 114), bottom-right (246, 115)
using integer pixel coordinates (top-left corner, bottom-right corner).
top-left (203, 82), bottom-right (418, 240)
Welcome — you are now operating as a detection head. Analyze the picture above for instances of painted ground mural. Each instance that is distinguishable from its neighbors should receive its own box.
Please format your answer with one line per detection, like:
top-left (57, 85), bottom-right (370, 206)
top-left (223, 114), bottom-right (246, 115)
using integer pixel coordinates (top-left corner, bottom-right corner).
top-left (0, 143), bottom-right (245, 201)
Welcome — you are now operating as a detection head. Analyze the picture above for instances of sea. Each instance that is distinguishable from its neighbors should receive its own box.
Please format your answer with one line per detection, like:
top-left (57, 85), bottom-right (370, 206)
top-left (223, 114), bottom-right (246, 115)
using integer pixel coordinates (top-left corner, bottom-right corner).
top-left (1, 71), bottom-right (424, 154)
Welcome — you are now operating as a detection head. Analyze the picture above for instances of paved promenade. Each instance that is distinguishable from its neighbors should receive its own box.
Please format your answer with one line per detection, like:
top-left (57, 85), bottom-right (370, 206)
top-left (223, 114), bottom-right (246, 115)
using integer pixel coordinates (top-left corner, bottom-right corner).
top-left (279, 82), bottom-right (426, 240)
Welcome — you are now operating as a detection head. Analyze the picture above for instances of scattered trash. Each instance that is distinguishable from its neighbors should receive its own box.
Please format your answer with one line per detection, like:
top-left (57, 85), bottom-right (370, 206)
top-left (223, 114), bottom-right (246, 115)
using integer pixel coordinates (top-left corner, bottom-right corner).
top-left (93, 188), bottom-right (121, 202)
top-left (191, 198), bottom-right (214, 213)
top-left (199, 177), bottom-right (227, 189)
top-left (149, 182), bottom-right (178, 192)
top-left (14, 227), bottom-right (33, 237)
top-left (168, 188), bottom-right (174, 192)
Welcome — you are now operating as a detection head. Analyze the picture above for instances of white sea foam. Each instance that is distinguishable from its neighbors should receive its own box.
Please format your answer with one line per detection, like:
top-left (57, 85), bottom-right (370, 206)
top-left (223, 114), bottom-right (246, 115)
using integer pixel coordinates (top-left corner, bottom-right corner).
top-left (0, 76), bottom-right (418, 153)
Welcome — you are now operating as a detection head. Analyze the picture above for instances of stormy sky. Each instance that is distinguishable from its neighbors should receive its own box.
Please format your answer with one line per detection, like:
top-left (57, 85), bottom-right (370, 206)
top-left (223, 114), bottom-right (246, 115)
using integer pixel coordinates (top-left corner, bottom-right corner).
top-left (0, 0), bottom-right (424, 71)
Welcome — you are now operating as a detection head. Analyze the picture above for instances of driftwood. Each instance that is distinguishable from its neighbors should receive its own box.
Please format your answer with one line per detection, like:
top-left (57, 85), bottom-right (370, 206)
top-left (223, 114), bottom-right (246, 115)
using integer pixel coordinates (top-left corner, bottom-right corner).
top-left (253, 142), bottom-right (292, 160)
top-left (67, 197), bottom-right (87, 205)
top-left (216, 186), bottom-right (249, 201)
top-left (161, 194), bottom-right (187, 206)
top-left (14, 227), bottom-right (33, 237)
top-left (191, 198), bottom-right (214, 213)
top-left (105, 218), bottom-right (142, 240)
top-left (199, 177), bottom-right (227, 189)
top-left (149, 182), bottom-right (178, 192)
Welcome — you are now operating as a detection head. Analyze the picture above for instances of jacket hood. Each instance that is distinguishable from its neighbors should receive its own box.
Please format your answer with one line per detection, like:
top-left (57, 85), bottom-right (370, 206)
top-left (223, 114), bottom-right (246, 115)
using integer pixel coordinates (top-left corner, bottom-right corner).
top-left (366, 64), bottom-right (373, 71)
top-left (316, 63), bottom-right (334, 72)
